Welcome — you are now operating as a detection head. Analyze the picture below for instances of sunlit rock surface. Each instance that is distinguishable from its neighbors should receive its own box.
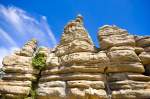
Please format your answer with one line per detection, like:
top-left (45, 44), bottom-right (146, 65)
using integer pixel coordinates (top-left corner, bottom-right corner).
top-left (0, 39), bottom-right (39, 99)
top-left (0, 15), bottom-right (150, 99)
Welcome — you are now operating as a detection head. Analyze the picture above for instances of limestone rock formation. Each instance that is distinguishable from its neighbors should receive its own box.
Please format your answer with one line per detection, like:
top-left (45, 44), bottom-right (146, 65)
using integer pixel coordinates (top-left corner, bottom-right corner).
top-left (0, 39), bottom-right (39, 99)
top-left (37, 15), bottom-right (108, 99)
top-left (0, 15), bottom-right (150, 99)
top-left (55, 14), bottom-right (96, 57)
top-left (98, 25), bottom-right (135, 50)
top-left (98, 25), bottom-right (150, 99)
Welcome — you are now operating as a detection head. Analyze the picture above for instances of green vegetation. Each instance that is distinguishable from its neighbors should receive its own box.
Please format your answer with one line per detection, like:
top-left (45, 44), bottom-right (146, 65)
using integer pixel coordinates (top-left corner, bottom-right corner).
top-left (25, 89), bottom-right (36, 99)
top-left (32, 53), bottom-right (46, 70)
top-left (31, 50), bottom-right (46, 99)
top-left (29, 88), bottom-right (37, 99)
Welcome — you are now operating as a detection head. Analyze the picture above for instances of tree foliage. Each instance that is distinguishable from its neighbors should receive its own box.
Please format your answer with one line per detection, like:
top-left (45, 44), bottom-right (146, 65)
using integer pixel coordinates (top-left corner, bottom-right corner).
top-left (32, 53), bottom-right (46, 70)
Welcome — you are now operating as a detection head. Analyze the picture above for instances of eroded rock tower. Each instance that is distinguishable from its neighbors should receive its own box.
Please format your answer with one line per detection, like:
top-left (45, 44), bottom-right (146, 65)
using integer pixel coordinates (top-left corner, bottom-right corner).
top-left (0, 15), bottom-right (150, 99)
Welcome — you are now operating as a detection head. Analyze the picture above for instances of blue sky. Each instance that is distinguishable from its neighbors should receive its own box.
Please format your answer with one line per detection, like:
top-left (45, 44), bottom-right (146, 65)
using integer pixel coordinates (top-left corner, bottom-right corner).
top-left (0, 0), bottom-right (150, 66)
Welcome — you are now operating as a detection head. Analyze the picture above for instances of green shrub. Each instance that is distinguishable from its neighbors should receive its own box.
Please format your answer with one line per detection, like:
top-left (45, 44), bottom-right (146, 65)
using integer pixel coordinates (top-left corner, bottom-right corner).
top-left (32, 53), bottom-right (46, 70)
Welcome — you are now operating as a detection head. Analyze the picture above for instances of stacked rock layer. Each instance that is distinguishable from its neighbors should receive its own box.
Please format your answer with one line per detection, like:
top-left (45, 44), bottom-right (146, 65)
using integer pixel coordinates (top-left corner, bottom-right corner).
top-left (98, 25), bottom-right (150, 99)
top-left (0, 39), bottom-right (39, 99)
top-left (135, 36), bottom-right (150, 76)
top-left (0, 15), bottom-right (150, 99)
top-left (37, 15), bottom-right (109, 99)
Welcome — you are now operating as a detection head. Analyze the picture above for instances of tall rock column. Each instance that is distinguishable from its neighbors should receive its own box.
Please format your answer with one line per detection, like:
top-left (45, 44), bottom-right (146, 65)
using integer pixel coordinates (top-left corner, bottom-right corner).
top-left (0, 39), bottom-right (39, 99)
top-left (37, 15), bottom-right (109, 99)
top-left (58, 15), bottom-right (109, 99)
top-left (98, 25), bottom-right (150, 99)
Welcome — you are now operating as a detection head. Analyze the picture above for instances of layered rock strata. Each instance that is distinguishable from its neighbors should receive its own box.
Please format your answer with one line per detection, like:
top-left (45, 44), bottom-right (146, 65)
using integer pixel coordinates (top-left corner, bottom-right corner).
top-left (37, 15), bottom-right (108, 99)
top-left (0, 15), bottom-right (150, 99)
top-left (135, 36), bottom-right (150, 76)
top-left (0, 39), bottom-right (39, 99)
top-left (98, 25), bottom-right (150, 99)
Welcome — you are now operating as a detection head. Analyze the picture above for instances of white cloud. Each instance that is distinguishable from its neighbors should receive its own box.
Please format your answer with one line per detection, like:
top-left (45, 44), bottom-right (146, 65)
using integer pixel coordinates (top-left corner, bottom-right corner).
top-left (0, 28), bottom-right (18, 47)
top-left (40, 16), bottom-right (57, 46)
top-left (0, 5), bottom-right (57, 67)
top-left (0, 5), bottom-right (57, 47)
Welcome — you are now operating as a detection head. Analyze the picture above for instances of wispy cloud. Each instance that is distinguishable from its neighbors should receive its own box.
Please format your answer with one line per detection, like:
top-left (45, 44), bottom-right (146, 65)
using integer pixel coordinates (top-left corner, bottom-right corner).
top-left (0, 5), bottom-right (57, 66)
top-left (0, 28), bottom-right (18, 47)
top-left (0, 5), bottom-right (57, 47)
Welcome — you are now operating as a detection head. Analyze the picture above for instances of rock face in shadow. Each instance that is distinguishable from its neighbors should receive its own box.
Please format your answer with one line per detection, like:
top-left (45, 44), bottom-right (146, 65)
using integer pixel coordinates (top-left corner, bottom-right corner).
top-left (0, 15), bottom-right (150, 99)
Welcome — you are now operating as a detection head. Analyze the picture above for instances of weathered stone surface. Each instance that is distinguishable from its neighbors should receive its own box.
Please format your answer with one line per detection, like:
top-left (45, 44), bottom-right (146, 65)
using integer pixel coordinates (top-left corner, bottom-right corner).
top-left (109, 46), bottom-right (144, 55)
top-left (67, 80), bottom-right (105, 89)
top-left (106, 62), bottom-right (144, 73)
top-left (56, 40), bottom-right (95, 56)
top-left (41, 64), bottom-right (106, 75)
top-left (135, 36), bottom-right (150, 47)
top-left (2, 65), bottom-right (39, 74)
top-left (36, 18), bottom-right (150, 99)
top-left (60, 15), bottom-right (93, 45)
top-left (63, 73), bottom-right (106, 81)
top-left (139, 52), bottom-right (150, 65)
top-left (15, 39), bottom-right (37, 57)
top-left (2, 54), bottom-right (32, 66)
top-left (98, 25), bottom-right (135, 49)
top-left (109, 46), bottom-right (135, 51)
top-left (101, 35), bottom-right (135, 50)
top-left (0, 85), bottom-right (30, 95)
top-left (112, 89), bottom-right (150, 99)
top-left (40, 73), bottom-right (106, 82)
top-left (98, 25), bottom-right (128, 39)
top-left (38, 81), bottom-right (66, 88)
top-left (0, 39), bottom-right (38, 98)
top-left (107, 50), bottom-right (140, 62)
top-left (0, 80), bottom-right (32, 87)
top-left (144, 46), bottom-right (150, 52)
top-left (68, 88), bottom-right (108, 99)
top-left (60, 51), bottom-right (109, 65)
top-left (134, 47), bottom-right (145, 54)
top-left (108, 73), bottom-right (150, 82)
top-left (46, 53), bottom-right (60, 67)
top-left (1, 16), bottom-right (150, 99)
top-left (37, 87), bottom-right (66, 99)
top-left (109, 80), bottom-right (150, 90)
top-left (2, 73), bottom-right (36, 81)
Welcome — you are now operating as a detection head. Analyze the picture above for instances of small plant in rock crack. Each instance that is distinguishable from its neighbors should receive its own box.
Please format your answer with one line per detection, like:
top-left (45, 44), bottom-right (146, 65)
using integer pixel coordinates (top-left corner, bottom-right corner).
top-left (32, 53), bottom-right (46, 70)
